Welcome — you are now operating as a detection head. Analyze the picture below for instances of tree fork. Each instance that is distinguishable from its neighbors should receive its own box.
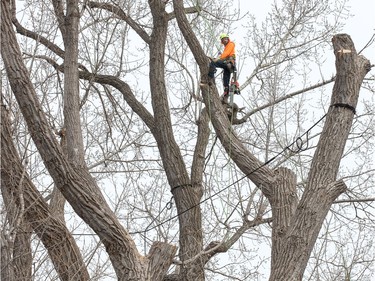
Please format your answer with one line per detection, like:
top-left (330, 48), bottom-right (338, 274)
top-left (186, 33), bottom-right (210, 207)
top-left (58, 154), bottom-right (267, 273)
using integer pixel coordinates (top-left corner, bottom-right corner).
top-left (1, 1), bottom-right (178, 279)
top-left (269, 34), bottom-right (371, 281)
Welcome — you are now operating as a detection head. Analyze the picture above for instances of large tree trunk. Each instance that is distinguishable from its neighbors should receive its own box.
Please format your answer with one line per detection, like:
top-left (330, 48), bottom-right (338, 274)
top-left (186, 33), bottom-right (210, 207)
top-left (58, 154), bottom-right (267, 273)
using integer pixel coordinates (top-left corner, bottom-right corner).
top-left (173, 4), bottom-right (371, 277)
top-left (269, 167), bottom-right (298, 268)
top-left (12, 226), bottom-right (33, 280)
top-left (1, 106), bottom-right (90, 281)
top-left (148, 1), bottom-right (205, 280)
top-left (268, 34), bottom-right (371, 281)
top-left (1, 1), bottom-right (177, 279)
top-left (0, 227), bottom-right (31, 281)
top-left (0, 177), bottom-right (31, 281)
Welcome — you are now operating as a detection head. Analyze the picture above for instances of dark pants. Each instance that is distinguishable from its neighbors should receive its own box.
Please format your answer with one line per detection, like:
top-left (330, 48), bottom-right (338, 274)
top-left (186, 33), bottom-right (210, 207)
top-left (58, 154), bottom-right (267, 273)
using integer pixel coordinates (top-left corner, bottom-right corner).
top-left (208, 59), bottom-right (232, 88)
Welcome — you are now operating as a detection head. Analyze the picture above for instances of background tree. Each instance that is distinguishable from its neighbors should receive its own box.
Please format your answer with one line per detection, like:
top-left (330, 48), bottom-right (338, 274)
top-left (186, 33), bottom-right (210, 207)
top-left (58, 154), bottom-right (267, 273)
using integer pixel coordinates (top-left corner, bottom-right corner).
top-left (1, 0), bottom-right (374, 280)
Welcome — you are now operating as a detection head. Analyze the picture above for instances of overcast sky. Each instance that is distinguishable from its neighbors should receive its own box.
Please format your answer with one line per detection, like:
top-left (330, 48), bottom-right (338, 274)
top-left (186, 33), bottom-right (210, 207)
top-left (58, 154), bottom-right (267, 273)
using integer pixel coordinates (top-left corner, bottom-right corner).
top-left (238, 0), bottom-right (375, 62)
top-left (225, 0), bottom-right (375, 107)
top-left (344, 0), bottom-right (375, 58)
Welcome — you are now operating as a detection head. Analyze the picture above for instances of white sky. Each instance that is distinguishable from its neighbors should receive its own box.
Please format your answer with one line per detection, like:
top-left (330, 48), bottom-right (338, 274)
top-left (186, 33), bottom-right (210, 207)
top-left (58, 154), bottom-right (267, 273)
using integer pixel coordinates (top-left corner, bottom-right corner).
top-left (226, 0), bottom-right (375, 111)
top-left (344, 0), bottom-right (375, 57)
top-left (238, 0), bottom-right (375, 62)
top-left (10, 1), bottom-right (373, 280)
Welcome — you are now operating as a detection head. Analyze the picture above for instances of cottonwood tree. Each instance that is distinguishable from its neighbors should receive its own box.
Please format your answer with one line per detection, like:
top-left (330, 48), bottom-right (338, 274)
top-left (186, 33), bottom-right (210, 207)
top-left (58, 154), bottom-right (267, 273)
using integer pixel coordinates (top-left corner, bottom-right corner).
top-left (1, 0), bottom-right (374, 281)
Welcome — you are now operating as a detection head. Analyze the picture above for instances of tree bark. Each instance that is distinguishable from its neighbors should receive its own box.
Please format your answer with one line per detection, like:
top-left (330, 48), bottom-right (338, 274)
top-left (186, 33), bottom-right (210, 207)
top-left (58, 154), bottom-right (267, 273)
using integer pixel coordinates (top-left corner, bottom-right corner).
top-left (148, 242), bottom-right (177, 281)
top-left (269, 34), bottom-right (371, 281)
top-left (0, 234), bottom-right (15, 281)
top-left (1, 0), bottom-right (178, 279)
top-left (12, 225), bottom-right (33, 280)
top-left (1, 105), bottom-right (90, 281)
top-left (172, 5), bottom-right (371, 278)
top-left (148, 1), bottom-right (205, 280)
top-left (0, 111), bottom-right (32, 281)
top-left (269, 167), bottom-right (298, 268)
top-left (62, 0), bottom-right (85, 166)
top-left (49, 129), bottom-right (68, 223)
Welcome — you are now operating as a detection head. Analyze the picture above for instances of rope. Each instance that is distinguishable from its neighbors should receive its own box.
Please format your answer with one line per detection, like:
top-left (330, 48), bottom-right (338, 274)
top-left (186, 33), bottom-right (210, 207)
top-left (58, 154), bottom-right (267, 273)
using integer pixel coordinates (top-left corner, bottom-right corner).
top-left (142, 196), bottom-right (174, 253)
top-left (130, 112), bottom-right (328, 236)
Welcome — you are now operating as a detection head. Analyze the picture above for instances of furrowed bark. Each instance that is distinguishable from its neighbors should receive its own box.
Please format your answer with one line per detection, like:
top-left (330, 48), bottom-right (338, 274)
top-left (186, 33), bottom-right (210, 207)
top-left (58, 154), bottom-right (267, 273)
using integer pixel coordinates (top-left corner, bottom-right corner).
top-left (148, 1), bottom-right (204, 280)
top-left (1, 106), bottom-right (90, 281)
top-left (269, 34), bottom-right (370, 281)
top-left (62, 0), bottom-right (85, 166)
top-left (1, 0), bottom-right (177, 279)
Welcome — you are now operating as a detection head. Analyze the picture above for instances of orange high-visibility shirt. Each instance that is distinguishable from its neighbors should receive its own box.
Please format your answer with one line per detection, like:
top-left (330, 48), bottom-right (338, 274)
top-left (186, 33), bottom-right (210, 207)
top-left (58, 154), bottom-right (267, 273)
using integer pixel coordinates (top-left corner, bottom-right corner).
top-left (220, 40), bottom-right (235, 59)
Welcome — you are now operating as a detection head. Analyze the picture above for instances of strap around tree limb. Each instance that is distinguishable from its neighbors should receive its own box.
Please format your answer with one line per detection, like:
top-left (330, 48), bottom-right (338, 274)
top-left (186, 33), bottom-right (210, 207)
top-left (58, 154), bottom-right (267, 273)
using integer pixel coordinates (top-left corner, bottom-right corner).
top-left (330, 103), bottom-right (356, 114)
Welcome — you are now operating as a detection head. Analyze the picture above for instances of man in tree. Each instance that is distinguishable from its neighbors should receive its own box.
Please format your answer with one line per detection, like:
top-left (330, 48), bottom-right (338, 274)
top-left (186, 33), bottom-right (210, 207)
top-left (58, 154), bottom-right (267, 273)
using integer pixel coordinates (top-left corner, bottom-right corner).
top-left (206, 33), bottom-right (238, 101)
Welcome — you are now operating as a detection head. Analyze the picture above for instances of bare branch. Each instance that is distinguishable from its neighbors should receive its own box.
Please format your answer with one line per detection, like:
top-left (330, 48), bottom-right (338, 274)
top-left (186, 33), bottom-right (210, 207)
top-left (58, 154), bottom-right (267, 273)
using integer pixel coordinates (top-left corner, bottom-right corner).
top-left (88, 1), bottom-right (151, 44)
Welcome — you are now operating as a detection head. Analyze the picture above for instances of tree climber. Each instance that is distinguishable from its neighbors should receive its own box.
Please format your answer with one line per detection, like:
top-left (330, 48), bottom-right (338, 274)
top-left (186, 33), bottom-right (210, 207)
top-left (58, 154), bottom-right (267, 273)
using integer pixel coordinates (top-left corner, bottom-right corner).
top-left (203, 33), bottom-right (239, 102)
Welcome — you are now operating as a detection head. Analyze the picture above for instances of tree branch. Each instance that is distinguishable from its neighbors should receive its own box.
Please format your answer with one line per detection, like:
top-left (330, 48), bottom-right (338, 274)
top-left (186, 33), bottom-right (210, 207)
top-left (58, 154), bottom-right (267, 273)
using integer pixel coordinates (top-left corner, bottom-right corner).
top-left (269, 34), bottom-right (371, 281)
top-left (27, 54), bottom-right (156, 133)
top-left (167, 5), bottom-right (202, 21)
top-left (239, 76), bottom-right (336, 122)
top-left (1, 3), bottom-right (150, 279)
top-left (12, 14), bottom-right (65, 59)
top-left (334, 198), bottom-right (375, 204)
top-left (88, 1), bottom-right (151, 44)
top-left (1, 105), bottom-right (90, 281)
top-left (172, 0), bottom-right (276, 196)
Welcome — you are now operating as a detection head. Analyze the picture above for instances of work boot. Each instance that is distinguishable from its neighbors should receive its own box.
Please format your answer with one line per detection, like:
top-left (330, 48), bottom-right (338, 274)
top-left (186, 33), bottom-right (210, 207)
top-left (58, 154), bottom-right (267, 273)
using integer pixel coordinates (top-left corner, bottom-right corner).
top-left (223, 86), bottom-right (229, 96)
top-left (221, 87), bottom-right (229, 103)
